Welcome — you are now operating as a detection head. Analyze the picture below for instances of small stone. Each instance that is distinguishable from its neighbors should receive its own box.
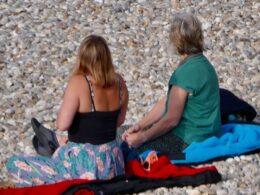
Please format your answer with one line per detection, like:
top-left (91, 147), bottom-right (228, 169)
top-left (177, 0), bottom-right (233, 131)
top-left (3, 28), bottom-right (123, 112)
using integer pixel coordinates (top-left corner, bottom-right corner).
top-left (5, 108), bottom-right (15, 114)
top-left (234, 156), bottom-right (240, 162)
top-left (240, 155), bottom-right (252, 161)
top-left (186, 189), bottom-right (201, 195)
top-left (5, 79), bottom-right (13, 87)
top-left (216, 189), bottom-right (228, 195)
top-left (226, 158), bottom-right (234, 163)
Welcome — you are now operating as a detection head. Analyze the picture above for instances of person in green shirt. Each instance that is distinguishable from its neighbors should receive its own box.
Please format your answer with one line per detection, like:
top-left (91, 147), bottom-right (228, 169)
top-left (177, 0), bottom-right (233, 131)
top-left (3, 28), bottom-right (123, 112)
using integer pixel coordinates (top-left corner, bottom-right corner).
top-left (122, 12), bottom-right (221, 155)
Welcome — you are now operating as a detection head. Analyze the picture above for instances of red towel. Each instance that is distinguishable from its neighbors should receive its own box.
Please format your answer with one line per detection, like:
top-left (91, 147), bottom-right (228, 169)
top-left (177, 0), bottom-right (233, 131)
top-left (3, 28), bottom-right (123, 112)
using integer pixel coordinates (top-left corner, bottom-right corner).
top-left (0, 179), bottom-right (93, 195)
top-left (126, 155), bottom-right (217, 179)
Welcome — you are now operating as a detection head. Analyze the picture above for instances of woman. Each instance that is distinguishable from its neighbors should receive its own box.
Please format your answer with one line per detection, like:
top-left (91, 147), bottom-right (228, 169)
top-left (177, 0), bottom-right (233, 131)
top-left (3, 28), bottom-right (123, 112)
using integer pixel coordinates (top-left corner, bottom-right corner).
top-left (6, 35), bottom-right (129, 186)
top-left (122, 13), bottom-right (221, 155)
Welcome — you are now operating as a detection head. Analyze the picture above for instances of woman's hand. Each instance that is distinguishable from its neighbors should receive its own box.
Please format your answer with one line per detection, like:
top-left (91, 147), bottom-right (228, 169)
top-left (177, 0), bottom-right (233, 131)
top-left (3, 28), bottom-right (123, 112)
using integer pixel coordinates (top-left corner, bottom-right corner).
top-left (127, 124), bottom-right (141, 133)
top-left (121, 124), bottom-right (141, 141)
top-left (125, 131), bottom-right (146, 148)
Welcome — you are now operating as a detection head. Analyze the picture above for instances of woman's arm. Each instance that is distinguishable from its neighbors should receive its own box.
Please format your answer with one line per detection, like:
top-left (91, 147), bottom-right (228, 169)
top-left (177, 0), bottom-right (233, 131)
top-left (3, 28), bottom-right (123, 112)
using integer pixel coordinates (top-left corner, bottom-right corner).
top-left (117, 75), bottom-right (129, 127)
top-left (126, 86), bottom-right (188, 148)
top-left (56, 76), bottom-right (80, 131)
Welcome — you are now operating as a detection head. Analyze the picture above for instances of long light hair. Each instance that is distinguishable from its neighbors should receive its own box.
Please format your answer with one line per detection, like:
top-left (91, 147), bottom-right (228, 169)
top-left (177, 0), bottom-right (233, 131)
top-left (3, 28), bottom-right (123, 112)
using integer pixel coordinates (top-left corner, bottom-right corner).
top-left (169, 13), bottom-right (204, 55)
top-left (71, 35), bottom-right (116, 87)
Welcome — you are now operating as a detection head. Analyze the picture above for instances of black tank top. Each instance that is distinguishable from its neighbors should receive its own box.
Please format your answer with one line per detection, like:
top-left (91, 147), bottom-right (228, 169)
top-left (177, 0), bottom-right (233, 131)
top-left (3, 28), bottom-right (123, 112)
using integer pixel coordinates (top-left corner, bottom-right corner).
top-left (68, 76), bottom-right (122, 145)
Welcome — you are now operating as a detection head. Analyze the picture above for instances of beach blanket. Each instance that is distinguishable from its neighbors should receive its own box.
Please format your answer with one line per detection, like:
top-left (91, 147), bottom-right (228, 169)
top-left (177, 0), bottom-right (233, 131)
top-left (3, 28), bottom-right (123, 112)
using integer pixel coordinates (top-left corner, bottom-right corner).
top-left (0, 155), bottom-right (221, 195)
top-left (171, 123), bottom-right (260, 164)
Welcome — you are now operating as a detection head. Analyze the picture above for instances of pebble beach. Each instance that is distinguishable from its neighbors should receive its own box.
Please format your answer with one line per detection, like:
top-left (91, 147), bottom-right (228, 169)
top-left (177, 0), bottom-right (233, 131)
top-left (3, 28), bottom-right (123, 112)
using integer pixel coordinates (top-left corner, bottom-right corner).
top-left (0, 0), bottom-right (259, 194)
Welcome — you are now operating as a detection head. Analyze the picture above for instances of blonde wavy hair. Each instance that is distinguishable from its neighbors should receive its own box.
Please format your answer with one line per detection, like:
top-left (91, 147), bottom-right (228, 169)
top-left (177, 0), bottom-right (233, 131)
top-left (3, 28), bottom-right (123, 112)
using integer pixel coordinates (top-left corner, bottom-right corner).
top-left (71, 35), bottom-right (116, 87)
top-left (170, 13), bottom-right (204, 55)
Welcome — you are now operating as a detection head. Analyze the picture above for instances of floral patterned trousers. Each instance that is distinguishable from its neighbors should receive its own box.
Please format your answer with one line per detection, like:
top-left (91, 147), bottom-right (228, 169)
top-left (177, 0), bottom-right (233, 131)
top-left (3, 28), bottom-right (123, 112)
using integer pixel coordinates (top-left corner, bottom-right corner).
top-left (6, 141), bottom-right (125, 187)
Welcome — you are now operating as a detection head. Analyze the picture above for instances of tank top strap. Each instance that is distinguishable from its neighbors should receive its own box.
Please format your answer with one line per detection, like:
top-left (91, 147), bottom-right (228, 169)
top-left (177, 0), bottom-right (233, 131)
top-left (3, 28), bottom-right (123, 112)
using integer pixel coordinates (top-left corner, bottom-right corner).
top-left (85, 76), bottom-right (96, 112)
top-left (117, 75), bottom-right (123, 108)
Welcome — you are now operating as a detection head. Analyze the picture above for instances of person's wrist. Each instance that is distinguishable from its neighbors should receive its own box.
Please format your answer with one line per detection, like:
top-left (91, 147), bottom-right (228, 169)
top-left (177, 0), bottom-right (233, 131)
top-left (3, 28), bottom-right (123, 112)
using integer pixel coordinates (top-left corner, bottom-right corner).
top-left (136, 122), bottom-right (144, 131)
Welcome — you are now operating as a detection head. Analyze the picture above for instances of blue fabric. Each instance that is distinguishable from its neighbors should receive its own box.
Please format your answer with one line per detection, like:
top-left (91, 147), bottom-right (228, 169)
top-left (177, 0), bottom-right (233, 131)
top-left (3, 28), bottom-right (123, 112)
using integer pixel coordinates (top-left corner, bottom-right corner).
top-left (120, 142), bottom-right (139, 162)
top-left (172, 123), bottom-right (260, 164)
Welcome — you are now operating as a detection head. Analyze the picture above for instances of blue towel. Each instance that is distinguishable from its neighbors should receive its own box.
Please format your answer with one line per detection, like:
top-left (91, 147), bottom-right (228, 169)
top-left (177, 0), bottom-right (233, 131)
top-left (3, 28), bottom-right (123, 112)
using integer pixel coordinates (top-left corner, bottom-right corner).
top-left (172, 123), bottom-right (260, 164)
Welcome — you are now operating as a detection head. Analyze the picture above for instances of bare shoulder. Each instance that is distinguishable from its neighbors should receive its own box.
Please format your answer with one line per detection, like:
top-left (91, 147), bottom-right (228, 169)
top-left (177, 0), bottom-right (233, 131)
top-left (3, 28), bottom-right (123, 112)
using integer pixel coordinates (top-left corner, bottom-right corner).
top-left (64, 75), bottom-right (86, 96)
top-left (69, 74), bottom-right (84, 83)
top-left (67, 74), bottom-right (85, 87)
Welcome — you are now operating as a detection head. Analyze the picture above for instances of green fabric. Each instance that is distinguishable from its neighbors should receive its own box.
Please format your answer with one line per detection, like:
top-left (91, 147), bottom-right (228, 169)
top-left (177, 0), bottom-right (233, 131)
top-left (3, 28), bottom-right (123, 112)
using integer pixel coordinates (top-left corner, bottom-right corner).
top-left (165, 53), bottom-right (221, 144)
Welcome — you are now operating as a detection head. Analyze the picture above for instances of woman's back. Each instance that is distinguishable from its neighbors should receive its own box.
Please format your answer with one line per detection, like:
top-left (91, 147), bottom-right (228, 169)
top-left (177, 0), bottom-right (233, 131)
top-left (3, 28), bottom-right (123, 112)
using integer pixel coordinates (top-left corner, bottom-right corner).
top-left (77, 75), bottom-right (121, 113)
top-left (67, 74), bottom-right (127, 144)
top-left (167, 53), bottom-right (221, 145)
top-left (55, 35), bottom-right (128, 180)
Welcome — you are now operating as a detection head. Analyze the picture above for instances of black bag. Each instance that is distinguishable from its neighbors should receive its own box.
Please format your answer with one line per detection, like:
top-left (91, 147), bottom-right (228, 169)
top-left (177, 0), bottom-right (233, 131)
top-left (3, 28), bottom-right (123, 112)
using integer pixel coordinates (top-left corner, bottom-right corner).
top-left (220, 88), bottom-right (257, 124)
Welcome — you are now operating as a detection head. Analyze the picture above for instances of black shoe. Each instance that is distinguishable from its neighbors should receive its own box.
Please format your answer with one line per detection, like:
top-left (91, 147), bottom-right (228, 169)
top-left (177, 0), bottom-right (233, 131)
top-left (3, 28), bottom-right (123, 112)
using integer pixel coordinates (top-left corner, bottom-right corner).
top-left (32, 135), bottom-right (55, 157)
top-left (31, 118), bottom-right (59, 157)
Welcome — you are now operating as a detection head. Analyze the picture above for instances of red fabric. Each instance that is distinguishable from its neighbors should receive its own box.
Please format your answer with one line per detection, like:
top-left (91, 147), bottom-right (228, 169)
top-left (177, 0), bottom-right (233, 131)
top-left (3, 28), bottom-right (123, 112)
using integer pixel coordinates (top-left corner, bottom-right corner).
top-left (126, 155), bottom-right (218, 179)
top-left (0, 155), bottom-right (218, 194)
top-left (0, 179), bottom-right (94, 195)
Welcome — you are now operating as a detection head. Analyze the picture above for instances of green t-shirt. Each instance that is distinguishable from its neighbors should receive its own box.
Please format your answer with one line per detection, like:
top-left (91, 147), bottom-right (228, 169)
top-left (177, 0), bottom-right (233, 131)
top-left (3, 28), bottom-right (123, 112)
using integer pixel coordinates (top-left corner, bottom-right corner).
top-left (165, 53), bottom-right (221, 144)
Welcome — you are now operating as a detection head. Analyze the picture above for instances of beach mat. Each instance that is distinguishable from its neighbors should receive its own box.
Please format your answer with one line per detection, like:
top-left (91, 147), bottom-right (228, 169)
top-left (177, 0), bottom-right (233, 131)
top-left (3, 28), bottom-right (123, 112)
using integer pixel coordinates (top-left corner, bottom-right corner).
top-left (171, 123), bottom-right (260, 164)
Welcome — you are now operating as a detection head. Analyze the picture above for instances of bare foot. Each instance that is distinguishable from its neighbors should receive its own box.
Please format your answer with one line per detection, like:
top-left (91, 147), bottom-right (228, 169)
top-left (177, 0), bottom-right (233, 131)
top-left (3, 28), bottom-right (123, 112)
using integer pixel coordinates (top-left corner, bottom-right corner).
top-left (56, 135), bottom-right (68, 146)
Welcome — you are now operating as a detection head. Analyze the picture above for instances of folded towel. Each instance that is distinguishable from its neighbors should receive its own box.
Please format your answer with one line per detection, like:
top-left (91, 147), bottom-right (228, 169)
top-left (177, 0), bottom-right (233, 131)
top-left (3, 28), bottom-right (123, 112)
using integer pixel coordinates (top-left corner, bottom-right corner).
top-left (172, 123), bottom-right (260, 164)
